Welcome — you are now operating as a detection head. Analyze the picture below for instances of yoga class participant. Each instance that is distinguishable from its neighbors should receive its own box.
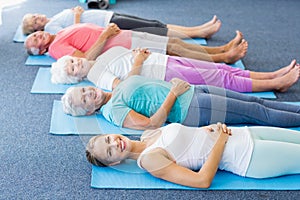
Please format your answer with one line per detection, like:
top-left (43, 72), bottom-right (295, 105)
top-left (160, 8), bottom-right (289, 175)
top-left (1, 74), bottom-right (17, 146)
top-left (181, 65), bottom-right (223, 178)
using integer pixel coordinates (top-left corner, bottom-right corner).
top-left (24, 23), bottom-right (247, 64)
top-left (51, 46), bottom-right (298, 93)
top-left (61, 75), bottom-right (300, 129)
top-left (22, 6), bottom-right (221, 38)
top-left (86, 122), bottom-right (300, 188)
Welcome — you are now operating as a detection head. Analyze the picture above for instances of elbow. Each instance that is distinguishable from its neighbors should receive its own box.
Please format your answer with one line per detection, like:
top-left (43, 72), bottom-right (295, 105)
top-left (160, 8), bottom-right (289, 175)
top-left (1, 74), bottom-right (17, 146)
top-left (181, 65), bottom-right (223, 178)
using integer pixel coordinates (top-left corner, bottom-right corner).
top-left (195, 176), bottom-right (213, 189)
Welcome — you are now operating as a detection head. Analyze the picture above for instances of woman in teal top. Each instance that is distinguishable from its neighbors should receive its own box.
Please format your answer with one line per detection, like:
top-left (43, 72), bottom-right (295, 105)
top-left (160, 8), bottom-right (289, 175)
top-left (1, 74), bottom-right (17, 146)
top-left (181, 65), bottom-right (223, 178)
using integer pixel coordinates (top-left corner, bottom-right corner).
top-left (62, 75), bottom-right (300, 130)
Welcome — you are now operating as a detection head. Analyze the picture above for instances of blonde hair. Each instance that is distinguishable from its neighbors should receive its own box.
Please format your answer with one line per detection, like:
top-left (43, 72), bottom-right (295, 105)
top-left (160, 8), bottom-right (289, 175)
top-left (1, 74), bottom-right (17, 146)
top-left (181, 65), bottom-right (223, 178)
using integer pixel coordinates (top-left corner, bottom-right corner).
top-left (22, 14), bottom-right (35, 35)
top-left (86, 135), bottom-right (108, 167)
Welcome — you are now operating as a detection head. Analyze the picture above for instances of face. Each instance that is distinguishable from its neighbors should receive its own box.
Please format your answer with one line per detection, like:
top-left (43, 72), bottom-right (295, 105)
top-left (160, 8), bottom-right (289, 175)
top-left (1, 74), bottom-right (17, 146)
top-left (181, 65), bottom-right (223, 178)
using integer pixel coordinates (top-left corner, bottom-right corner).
top-left (65, 57), bottom-right (91, 79)
top-left (29, 14), bottom-right (48, 31)
top-left (92, 134), bottom-right (132, 165)
top-left (26, 31), bottom-right (52, 54)
top-left (71, 86), bottom-right (106, 115)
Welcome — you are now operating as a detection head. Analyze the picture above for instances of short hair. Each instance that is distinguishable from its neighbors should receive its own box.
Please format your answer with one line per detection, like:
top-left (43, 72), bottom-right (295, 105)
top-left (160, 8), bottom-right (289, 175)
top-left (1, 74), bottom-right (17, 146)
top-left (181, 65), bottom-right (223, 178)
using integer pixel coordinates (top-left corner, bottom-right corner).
top-left (61, 87), bottom-right (88, 116)
top-left (24, 35), bottom-right (40, 55)
top-left (51, 56), bottom-right (82, 84)
top-left (86, 135), bottom-right (108, 167)
top-left (22, 14), bottom-right (35, 35)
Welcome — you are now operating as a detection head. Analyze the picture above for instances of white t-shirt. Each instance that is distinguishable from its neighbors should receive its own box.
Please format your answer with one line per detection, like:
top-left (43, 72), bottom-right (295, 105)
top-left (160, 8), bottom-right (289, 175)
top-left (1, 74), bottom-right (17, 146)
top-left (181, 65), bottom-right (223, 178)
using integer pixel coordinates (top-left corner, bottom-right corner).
top-left (137, 123), bottom-right (254, 177)
top-left (45, 9), bottom-right (113, 34)
top-left (87, 46), bottom-right (168, 91)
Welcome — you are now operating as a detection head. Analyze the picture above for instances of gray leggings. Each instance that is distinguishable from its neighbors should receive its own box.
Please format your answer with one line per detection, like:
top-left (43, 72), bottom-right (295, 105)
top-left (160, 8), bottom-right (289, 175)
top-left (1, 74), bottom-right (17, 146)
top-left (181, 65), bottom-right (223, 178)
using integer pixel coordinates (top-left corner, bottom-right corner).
top-left (183, 85), bottom-right (300, 127)
top-left (246, 127), bottom-right (300, 178)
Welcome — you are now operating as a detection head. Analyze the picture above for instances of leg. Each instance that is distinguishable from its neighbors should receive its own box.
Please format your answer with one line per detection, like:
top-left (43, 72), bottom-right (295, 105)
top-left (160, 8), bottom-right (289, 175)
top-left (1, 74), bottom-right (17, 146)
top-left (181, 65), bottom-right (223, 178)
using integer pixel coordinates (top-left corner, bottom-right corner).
top-left (184, 85), bottom-right (300, 127)
top-left (164, 56), bottom-right (252, 92)
top-left (251, 64), bottom-right (300, 92)
top-left (246, 127), bottom-right (300, 178)
top-left (166, 16), bottom-right (222, 38)
top-left (167, 37), bottom-right (248, 63)
top-left (110, 13), bottom-right (168, 36)
top-left (250, 60), bottom-right (297, 80)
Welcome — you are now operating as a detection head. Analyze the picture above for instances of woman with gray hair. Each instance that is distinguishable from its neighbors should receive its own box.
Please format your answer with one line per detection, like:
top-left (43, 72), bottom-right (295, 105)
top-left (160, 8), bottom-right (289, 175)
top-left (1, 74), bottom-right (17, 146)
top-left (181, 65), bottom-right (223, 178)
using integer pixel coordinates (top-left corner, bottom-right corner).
top-left (52, 46), bottom-right (300, 93)
top-left (61, 75), bottom-right (300, 130)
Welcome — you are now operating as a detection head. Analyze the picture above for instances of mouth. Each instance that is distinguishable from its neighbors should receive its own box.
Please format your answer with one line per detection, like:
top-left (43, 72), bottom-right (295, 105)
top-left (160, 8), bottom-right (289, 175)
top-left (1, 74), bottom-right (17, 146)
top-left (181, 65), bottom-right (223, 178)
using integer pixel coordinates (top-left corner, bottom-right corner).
top-left (120, 139), bottom-right (126, 152)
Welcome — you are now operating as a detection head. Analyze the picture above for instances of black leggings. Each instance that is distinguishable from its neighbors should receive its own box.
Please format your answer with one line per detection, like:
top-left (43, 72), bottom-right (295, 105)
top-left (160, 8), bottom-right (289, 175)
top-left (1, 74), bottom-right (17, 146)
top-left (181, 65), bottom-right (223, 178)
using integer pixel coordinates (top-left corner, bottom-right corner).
top-left (110, 13), bottom-right (169, 36)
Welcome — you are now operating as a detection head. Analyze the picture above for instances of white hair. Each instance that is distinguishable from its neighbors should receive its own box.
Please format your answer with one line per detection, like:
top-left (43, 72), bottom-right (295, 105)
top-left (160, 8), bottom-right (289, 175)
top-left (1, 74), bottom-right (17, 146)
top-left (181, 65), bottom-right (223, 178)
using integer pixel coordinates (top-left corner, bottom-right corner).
top-left (61, 87), bottom-right (88, 116)
top-left (51, 55), bottom-right (82, 84)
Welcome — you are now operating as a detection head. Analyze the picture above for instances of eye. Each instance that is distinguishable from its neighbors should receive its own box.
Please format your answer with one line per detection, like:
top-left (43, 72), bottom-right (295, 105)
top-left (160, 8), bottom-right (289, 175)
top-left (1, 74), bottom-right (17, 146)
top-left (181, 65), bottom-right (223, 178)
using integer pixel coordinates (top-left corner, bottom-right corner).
top-left (71, 66), bottom-right (74, 72)
top-left (107, 148), bottom-right (112, 157)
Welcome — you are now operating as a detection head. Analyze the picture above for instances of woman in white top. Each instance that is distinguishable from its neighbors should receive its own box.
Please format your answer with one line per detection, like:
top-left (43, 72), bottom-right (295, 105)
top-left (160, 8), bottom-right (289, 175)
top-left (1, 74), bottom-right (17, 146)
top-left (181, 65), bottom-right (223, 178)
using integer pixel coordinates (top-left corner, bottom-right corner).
top-left (22, 6), bottom-right (221, 38)
top-left (86, 122), bottom-right (300, 188)
top-left (51, 45), bottom-right (300, 93)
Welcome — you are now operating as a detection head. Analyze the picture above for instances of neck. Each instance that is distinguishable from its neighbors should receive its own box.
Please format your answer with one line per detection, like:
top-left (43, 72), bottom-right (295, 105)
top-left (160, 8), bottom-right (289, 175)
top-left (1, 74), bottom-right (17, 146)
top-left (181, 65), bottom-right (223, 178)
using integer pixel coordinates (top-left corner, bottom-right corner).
top-left (128, 140), bottom-right (147, 160)
top-left (104, 92), bottom-right (112, 104)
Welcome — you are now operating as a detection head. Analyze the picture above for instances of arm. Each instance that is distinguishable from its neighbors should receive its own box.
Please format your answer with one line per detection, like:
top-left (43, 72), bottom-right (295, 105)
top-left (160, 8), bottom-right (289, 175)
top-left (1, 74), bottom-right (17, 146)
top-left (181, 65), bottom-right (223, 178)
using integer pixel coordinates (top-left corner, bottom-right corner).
top-left (71, 6), bottom-right (84, 24)
top-left (122, 78), bottom-right (191, 130)
top-left (141, 123), bottom-right (231, 188)
top-left (72, 23), bottom-right (121, 60)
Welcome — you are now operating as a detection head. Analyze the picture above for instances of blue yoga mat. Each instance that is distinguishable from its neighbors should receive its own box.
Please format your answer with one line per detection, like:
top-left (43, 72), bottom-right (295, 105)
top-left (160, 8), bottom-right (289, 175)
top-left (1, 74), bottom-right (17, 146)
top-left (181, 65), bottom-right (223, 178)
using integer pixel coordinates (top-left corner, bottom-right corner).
top-left (31, 67), bottom-right (94, 94)
top-left (50, 100), bottom-right (142, 135)
top-left (183, 38), bottom-right (207, 45)
top-left (25, 54), bottom-right (56, 66)
top-left (91, 158), bottom-right (300, 190)
top-left (13, 25), bottom-right (27, 43)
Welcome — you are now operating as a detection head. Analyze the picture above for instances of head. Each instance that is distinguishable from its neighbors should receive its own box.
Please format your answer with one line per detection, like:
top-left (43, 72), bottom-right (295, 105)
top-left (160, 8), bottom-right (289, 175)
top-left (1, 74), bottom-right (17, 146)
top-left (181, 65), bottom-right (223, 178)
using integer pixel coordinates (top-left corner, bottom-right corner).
top-left (22, 13), bottom-right (48, 35)
top-left (24, 31), bottom-right (53, 55)
top-left (86, 134), bottom-right (131, 167)
top-left (61, 86), bottom-right (107, 116)
top-left (51, 56), bottom-right (91, 84)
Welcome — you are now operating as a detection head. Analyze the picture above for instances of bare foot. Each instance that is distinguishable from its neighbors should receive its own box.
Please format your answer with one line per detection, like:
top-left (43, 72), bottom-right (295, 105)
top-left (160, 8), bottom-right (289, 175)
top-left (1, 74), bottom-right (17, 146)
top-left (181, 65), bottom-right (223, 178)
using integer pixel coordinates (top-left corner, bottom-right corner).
top-left (198, 15), bottom-right (218, 28)
top-left (223, 39), bottom-right (248, 64)
top-left (200, 20), bottom-right (222, 39)
top-left (223, 30), bottom-right (244, 52)
top-left (276, 64), bottom-right (300, 92)
top-left (272, 59), bottom-right (297, 78)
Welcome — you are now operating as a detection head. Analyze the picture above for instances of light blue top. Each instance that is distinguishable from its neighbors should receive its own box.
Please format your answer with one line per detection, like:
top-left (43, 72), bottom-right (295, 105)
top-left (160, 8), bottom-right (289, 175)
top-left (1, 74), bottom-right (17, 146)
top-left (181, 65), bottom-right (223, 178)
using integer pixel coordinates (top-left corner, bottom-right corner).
top-left (101, 76), bottom-right (195, 127)
top-left (45, 9), bottom-right (114, 34)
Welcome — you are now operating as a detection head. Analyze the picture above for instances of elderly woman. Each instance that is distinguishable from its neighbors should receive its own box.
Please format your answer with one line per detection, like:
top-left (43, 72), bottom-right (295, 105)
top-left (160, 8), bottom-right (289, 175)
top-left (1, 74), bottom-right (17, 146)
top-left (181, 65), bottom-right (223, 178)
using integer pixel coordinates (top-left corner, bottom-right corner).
top-left (86, 122), bottom-right (300, 188)
top-left (61, 75), bottom-right (300, 129)
top-left (22, 6), bottom-right (221, 38)
top-left (51, 46), bottom-right (299, 92)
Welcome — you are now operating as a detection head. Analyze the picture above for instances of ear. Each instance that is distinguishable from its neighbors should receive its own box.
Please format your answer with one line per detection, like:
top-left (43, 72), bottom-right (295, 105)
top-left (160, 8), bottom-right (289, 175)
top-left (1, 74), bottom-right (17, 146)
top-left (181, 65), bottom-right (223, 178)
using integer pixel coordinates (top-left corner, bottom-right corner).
top-left (39, 48), bottom-right (47, 55)
top-left (108, 161), bottom-right (121, 166)
top-left (86, 110), bottom-right (95, 116)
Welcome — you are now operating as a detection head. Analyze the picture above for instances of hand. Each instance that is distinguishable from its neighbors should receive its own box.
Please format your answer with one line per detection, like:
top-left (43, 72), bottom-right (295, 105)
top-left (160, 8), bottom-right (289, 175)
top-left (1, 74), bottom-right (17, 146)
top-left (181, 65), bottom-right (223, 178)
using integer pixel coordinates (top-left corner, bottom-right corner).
top-left (132, 48), bottom-right (151, 63)
top-left (169, 78), bottom-right (191, 97)
top-left (205, 123), bottom-right (232, 143)
top-left (104, 23), bottom-right (120, 39)
top-left (72, 6), bottom-right (84, 15)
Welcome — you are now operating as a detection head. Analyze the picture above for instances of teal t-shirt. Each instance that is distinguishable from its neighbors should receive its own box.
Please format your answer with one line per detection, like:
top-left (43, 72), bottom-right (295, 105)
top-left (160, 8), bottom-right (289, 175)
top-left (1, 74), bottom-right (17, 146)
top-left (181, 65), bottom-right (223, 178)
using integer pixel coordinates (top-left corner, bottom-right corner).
top-left (101, 76), bottom-right (194, 127)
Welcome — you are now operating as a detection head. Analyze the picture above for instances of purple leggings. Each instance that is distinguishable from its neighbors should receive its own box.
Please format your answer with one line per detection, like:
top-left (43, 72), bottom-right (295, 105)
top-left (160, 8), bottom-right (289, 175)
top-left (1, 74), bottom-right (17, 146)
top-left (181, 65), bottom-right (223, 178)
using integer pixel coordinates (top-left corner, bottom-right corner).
top-left (164, 56), bottom-right (252, 92)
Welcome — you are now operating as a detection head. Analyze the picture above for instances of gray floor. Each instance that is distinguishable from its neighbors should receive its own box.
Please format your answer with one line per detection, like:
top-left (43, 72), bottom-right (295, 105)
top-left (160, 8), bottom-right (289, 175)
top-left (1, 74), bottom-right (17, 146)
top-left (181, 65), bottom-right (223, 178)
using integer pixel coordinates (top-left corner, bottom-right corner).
top-left (1, 0), bottom-right (300, 199)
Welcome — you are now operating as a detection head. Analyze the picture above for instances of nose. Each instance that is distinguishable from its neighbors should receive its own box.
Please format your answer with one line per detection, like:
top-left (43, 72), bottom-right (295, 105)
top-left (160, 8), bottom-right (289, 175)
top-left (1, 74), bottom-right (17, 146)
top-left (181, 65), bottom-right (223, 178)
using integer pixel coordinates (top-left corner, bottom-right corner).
top-left (109, 139), bottom-right (119, 148)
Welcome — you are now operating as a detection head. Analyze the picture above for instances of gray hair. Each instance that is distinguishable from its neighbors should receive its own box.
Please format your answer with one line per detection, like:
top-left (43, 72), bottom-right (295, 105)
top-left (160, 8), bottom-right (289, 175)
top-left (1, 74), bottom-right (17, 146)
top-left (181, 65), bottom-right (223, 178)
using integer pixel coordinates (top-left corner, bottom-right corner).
top-left (61, 87), bottom-right (88, 116)
top-left (51, 56), bottom-right (82, 84)
top-left (24, 35), bottom-right (41, 55)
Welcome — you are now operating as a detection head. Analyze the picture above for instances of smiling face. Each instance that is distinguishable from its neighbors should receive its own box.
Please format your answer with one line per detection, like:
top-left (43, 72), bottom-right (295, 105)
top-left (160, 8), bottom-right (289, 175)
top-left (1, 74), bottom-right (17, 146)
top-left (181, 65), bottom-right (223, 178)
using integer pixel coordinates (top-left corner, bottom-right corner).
top-left (71, 86), bottom-right (106, 115)
top-left (25, 31), bottom-right (52, 55)
top-left (27, 13), bottom-right (48, 31)
top-left (89, 134), bottom-right (132, 166)
top-left (65, 57), bottom-right (91, 79)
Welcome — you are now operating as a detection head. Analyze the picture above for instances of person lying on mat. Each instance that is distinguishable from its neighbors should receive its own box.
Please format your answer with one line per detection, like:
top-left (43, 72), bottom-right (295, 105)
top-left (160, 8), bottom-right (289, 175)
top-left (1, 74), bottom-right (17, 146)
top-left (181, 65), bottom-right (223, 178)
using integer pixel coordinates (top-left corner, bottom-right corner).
top-left (24, 23), bottom-right (247, 64)
top-left (22, 6), bottom-right (221, 39)
top-left (86, 122), bottom-right (300, 188)
top-left (61, 75), bottom-right (300, 129)
top-left (51, 46), bottom-right (299, 93)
